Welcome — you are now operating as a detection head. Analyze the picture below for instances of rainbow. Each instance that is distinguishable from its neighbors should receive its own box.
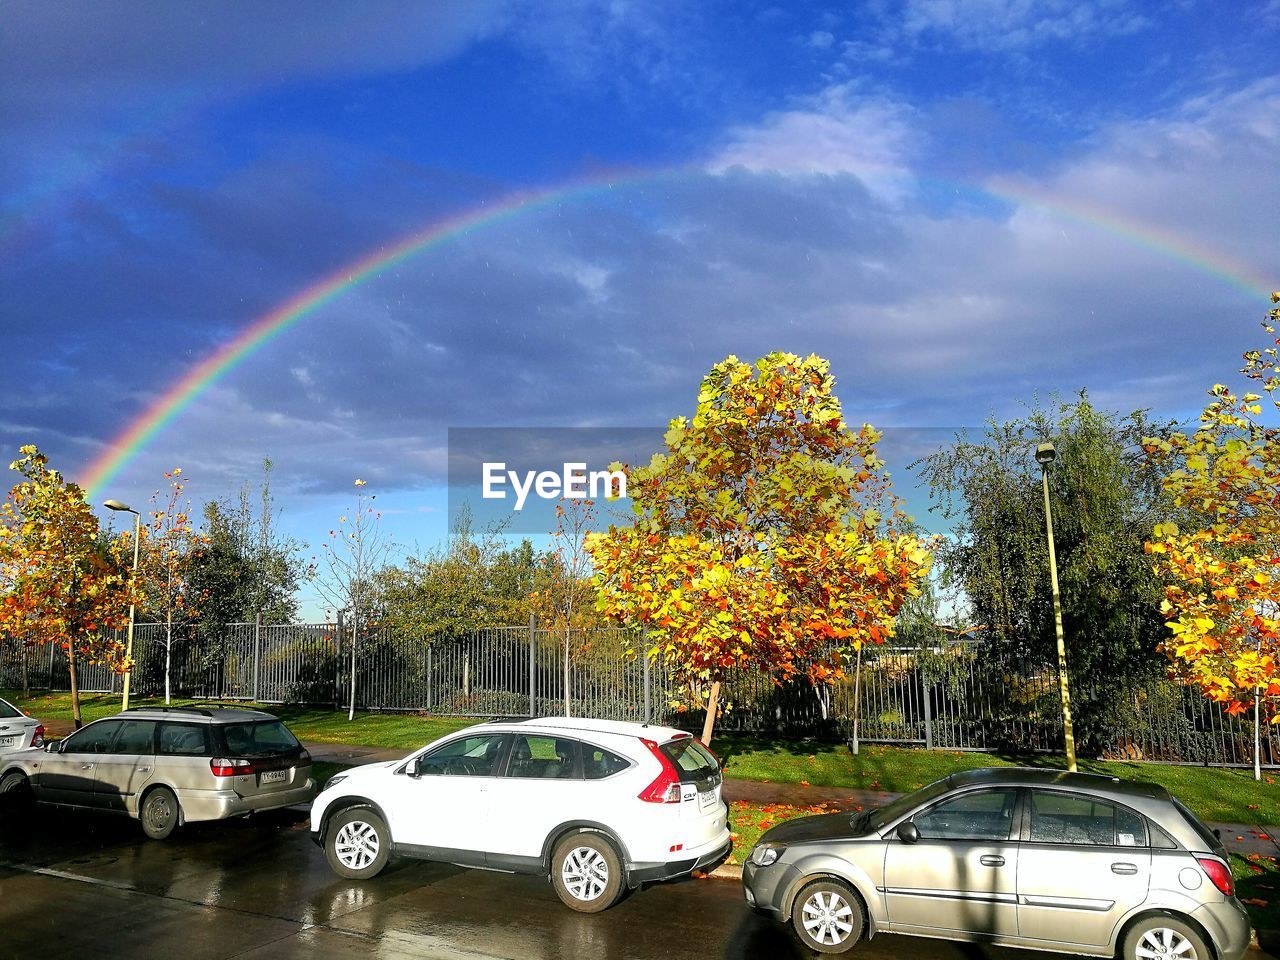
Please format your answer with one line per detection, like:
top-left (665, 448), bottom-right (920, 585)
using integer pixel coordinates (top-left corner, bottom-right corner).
top-left (79, 168), bottom-right (1275, 498)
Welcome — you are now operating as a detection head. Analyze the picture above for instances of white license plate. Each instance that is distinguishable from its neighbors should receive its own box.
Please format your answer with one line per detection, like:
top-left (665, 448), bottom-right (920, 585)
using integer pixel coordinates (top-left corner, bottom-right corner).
top-left (698, 789), bottom-right (717, 811)
top-left (260, 769), bottom-right (287, 785)
top-left (0, 736), bottom-right (16, 748)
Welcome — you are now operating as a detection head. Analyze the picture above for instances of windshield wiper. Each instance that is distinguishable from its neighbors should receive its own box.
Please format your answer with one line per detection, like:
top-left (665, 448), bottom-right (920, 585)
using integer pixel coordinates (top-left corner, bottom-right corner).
top-left (849, 809), bottom-right (872, 834)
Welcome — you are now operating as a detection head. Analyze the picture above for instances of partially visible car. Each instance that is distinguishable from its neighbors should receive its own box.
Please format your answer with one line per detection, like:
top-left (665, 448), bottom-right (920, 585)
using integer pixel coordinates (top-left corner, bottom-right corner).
top-left (0, 696), bottom-right (44, 756)
top-left (0, 704), bottom-right (315, 838)
top-left (742, 767), bottom-right (1251, 960)
top-left (310, 717), bottom-right (732, 912)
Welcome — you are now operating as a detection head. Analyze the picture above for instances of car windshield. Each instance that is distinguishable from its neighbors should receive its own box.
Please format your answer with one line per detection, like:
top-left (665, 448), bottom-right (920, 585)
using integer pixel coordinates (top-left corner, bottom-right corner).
top-left (0, 699), bottom-right (20, 720)
top-left (222, 720), bottom-right (300, 757)
top-left (859, 776), bottom-right (953, 834)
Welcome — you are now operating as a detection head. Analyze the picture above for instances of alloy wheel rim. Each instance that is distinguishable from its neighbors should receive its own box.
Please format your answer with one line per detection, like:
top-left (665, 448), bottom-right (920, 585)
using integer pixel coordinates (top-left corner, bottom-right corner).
top-left (802, 890), bottom-right (854, 946)
top-left (335, 821), bottom-right (380, 870)
top-left (1136, 927), bottom-right (1197, 960)
top-left (562, 846), bottom-right (609, 901)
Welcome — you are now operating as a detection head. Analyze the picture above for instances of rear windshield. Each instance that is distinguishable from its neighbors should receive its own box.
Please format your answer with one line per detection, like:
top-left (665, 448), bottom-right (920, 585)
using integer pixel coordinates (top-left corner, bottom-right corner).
top-left (221, 720), bottom-right (300, 757)
top-left (0, 699), bottom-right (20, 720)
top-left (660, 738), bottom-right (718, 782)
top-left (1173, 797), bottom-right (1221, 852)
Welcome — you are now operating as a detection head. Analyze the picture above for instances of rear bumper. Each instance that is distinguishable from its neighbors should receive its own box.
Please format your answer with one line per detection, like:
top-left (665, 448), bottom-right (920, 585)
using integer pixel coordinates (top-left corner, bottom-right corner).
top-left (177, 779), bottom-right (316, 823)
top-left (629, 835), bottom-right (732, 885)
top-left (1191, 898), bottom-right (1252, 960)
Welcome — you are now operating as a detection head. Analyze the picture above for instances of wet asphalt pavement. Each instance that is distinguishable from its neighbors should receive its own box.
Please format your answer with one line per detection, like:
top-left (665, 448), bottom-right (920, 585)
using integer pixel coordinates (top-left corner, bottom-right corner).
top-left (0, 807), bottom-right (1159, 960)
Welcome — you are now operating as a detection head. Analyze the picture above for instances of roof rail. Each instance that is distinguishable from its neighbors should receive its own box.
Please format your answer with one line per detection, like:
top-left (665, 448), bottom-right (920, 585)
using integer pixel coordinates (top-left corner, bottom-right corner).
top-left (120, 705), bottom-right (215, 718)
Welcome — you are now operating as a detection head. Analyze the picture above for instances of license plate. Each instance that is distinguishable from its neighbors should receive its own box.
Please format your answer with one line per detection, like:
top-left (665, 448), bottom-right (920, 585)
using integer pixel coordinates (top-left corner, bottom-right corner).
top-left (698, 789), bottom-right (717, 811)
top-left (260, 769), bottom-right (287, 785)
top-left (0, 736), bottom-right (15, 748)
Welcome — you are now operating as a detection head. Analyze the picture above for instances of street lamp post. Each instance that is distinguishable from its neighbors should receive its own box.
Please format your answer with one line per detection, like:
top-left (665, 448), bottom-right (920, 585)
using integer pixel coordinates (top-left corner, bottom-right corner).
top-left (1035, 443), bottom-right (1078, 773)
top-left (104, 499), bottom-right (141, 711)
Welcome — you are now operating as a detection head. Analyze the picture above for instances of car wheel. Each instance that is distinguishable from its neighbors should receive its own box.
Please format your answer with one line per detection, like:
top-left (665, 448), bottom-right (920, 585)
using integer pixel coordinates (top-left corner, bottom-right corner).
top-left (0, 770), bottom-right (33, 813)
top-left (1122, 915), bottom-right (1211, 960)
top-left (140, 786), bottom-right (181, 840)
top-left (551, 832), bottom-right (623, 913)
top-left (792, 878), bottom-right (865, 954)
top-left (325, 807), bottom-right (391, 880)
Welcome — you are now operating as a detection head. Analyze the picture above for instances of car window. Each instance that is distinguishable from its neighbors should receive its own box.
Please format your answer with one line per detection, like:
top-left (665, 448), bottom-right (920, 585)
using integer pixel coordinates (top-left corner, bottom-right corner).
top-left (1172, 797), bottom-right (1221, 852)
top-left (221, 720), bottom-right (299, 756)
top-left (157, 722), bottom-right (210, 756)
top-left (62, 720), bottom-right (123, 754)
top-left (914, 788), bottom-right (1018, 841)
top-left (1029, 791), bottom-right (1148, 846)
top-left (416, 734), bottom-right (508, 777)
top-left (506, 735), bottom-right (579, 779)
top-left (0, 698), bottom-right (21, 719)
top-left (583, 745), bottom-right (631, 779)
top-left (659, 738), bottom-right (718, 782)
top-left (112, 720), bottom-right (156, 755)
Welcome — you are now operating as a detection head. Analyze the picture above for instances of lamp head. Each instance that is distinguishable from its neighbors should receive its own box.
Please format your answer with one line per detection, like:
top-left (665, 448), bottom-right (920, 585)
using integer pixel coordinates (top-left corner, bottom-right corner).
top-left (1034, 442), bottom-right (1056, 466)
top-left (102, 499), bottom-right (136, 513)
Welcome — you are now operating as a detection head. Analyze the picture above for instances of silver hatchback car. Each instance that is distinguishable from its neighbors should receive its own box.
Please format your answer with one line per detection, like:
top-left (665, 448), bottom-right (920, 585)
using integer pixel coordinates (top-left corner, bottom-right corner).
top-left (742, 768), bottom-right (1250, 960)
top-left (0, 705), bottom-right (315, 839)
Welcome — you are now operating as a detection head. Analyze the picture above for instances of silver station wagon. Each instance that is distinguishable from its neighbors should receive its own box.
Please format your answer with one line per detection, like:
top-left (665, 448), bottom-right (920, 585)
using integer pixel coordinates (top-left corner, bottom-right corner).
top-left (0, 705), bottom-right (315, 839)
top-left (742, 768), bottom-right (1250, 960)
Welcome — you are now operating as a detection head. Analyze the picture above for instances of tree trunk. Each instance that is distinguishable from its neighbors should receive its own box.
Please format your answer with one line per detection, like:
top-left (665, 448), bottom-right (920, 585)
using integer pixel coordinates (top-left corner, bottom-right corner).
top-left (67, 647), bottom-right (82, 729)
top-left (700, 681), bottom-right (721, 745)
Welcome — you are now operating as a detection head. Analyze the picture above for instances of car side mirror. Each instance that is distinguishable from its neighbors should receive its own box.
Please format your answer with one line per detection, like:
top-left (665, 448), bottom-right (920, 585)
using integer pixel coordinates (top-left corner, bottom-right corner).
top-left (44, 740), bottom-right (61, 754)
top-left (406, 757), bottom-right (424, 779)
top-left (897, 821), bottom-right (920, 845)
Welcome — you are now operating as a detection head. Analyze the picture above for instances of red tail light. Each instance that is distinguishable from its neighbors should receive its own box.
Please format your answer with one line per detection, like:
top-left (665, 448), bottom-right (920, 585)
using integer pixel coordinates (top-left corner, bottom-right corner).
top-left (1197, 856), bottom-right (1234, 896)
top-left (638, 738), bottom-right (682, 803)
top-left (31, 725), bottom-right (44, 748)
top-left (210, 758), bottom-right (254, 778)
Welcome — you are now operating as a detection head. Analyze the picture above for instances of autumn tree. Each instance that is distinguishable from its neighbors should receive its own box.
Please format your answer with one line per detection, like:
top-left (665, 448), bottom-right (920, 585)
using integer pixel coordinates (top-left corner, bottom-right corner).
top-left (314, 479), bottom-right (396, 721)
top-left (531, 498), bottom-right (603, 717)
top-left (0, 446), bottom-right (141, 727)
top-left (1145, 295), bottom-right (1280, 764)
top-left (587, 353), bottom-right (931, 744)
top-left (134, 468), bottom-right (207, 704)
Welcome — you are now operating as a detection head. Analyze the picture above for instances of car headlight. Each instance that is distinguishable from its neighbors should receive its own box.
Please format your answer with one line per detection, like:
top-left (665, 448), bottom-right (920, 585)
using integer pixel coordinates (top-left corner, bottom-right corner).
top-left (750, 842), bottom-right (785, 867)
top-left (324, 773), bottom-right (348, 791)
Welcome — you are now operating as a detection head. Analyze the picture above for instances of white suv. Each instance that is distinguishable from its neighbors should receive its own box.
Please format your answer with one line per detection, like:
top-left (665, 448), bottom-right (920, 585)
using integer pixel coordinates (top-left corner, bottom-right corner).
top-left (309, 717), bottom-right (732, 912)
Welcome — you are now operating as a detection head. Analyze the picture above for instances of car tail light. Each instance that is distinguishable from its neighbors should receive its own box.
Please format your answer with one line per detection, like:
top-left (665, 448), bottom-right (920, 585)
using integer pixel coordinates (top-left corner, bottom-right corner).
top-left (210, 758), bottom-right (254, 778)
top-left (638, 738), bottom-right (682, 803)
top-left (31, 725), bottom-right (44, 748)
top-left (1197, 856), bottom-right (1234, 896)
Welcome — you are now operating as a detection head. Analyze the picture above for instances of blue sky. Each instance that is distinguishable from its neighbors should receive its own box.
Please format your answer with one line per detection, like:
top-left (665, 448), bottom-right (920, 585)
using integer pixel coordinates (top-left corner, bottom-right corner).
top-left (2, 1), bottom-right (1278, 617)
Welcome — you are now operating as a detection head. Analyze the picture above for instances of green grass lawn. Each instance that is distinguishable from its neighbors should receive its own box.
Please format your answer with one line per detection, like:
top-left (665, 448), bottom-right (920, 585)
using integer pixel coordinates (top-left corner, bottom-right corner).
top-left (9, 689), bottom-right (1280, 827)
top-left (715, 736), bottom-right (1280, 826)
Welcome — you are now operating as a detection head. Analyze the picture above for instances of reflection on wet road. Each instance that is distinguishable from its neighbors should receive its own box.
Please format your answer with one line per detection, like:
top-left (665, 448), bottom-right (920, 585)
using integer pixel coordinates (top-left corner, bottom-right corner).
top-left (0, 807), bottom-right (1080, 960)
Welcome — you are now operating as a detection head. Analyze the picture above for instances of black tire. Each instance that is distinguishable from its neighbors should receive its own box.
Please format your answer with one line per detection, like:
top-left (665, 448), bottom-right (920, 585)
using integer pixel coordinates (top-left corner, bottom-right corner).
top-left (324, 807), bottom-right (391, 880)
top-left (140, 786), bottom-right (180, 840)
top-left (550, 831), bottom-right (624, 913)
top-left (791, 878), bottom-right (865, 954)
top-left (1122, 915), bottom-right (1212, 960)
top-left (0, 770), bottom-right (34, 813)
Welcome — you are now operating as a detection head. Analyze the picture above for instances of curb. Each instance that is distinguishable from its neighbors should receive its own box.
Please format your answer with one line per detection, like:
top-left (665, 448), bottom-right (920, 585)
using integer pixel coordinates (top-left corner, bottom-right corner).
top-left (707, 863), bottom-right (742, 880)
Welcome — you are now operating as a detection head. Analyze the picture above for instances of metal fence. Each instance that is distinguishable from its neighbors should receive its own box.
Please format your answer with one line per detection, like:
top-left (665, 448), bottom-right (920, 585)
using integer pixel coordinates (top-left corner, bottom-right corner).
top-left (2, 623), bottom-right (1276, 767)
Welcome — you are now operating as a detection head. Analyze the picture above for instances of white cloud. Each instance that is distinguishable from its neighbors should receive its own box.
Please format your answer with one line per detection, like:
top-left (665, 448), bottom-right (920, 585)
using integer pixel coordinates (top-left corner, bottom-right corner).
top-left (707, 84), bottom-right (920, 201)
top-left (893, 0), bottom-right (1149, 51)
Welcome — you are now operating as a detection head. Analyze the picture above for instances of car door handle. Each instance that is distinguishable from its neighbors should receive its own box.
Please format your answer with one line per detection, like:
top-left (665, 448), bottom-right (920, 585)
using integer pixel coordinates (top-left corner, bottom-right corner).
top-left (80, 763), bottom-right (94, 770)
top-left (979, 855), bottom-right (1005, 867)
top-left (137, 767), bottom-right (151, 773)
top-left (1111, 862), bottom-right (1139, 875)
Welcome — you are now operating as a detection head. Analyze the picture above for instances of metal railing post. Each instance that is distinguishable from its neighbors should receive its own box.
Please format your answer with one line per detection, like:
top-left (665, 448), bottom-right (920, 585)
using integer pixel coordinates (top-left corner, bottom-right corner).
top-left (528, 612), bottom-right (537, 718)
top-left (252, 613), bottom-right (262, 703)
top-left (923, 677), bottom-right (934, 750)
top-left (425, 644), bottom-right (433, 712)
top-left (335, 611), bottom-right (345, 708)
top-left (642, 628), bottom-right (651, 725)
